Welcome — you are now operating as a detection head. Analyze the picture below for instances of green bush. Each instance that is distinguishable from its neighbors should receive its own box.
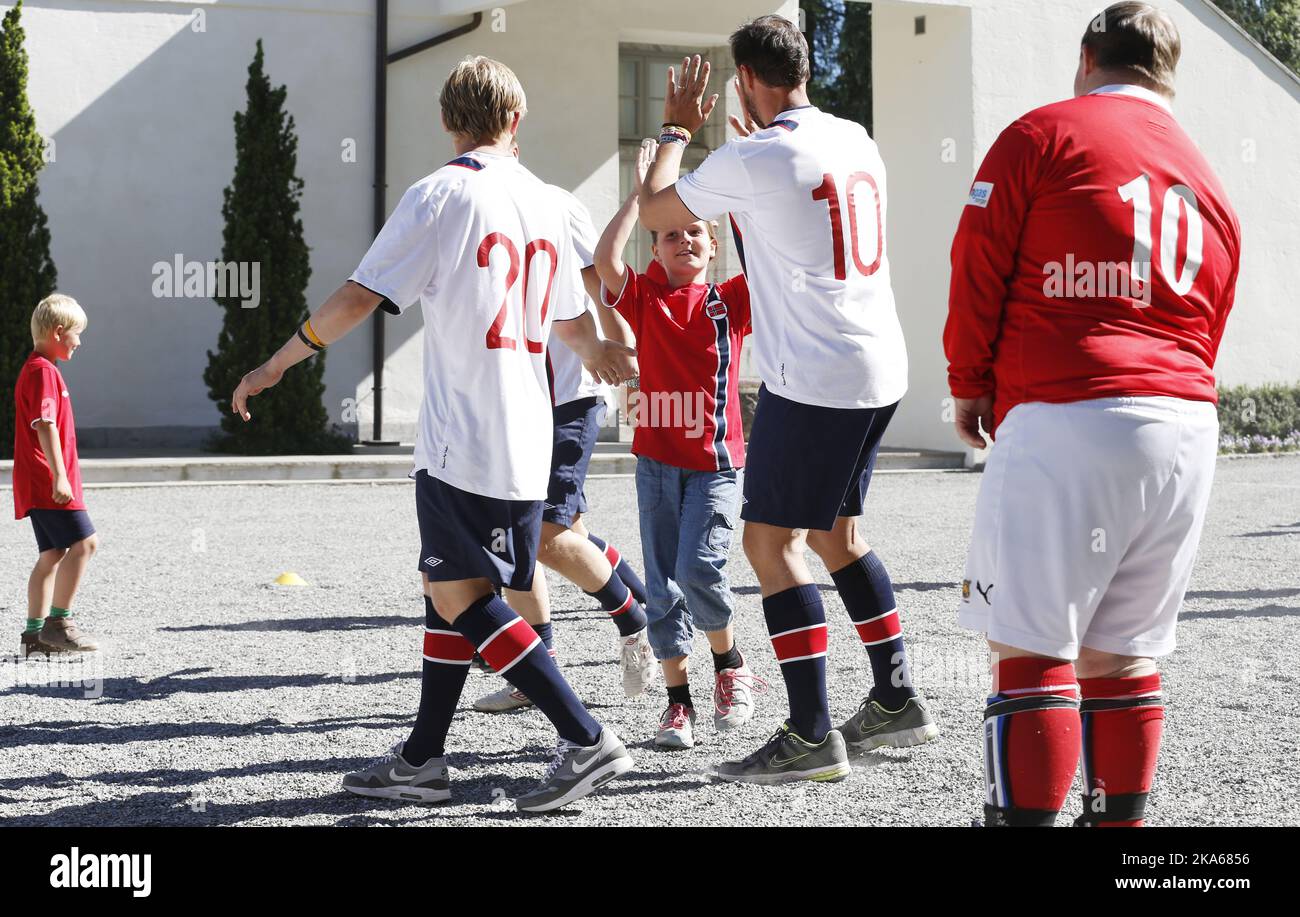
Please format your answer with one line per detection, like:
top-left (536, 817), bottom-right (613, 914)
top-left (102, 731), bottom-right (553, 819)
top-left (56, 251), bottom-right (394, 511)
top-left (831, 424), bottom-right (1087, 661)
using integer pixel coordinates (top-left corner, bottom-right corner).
top-left (0, 1), bottom-right (58, 461)
top-left (202, 41), bottom-right (350, 455)
top-left (1218, 383), bottom-right (1300, 453)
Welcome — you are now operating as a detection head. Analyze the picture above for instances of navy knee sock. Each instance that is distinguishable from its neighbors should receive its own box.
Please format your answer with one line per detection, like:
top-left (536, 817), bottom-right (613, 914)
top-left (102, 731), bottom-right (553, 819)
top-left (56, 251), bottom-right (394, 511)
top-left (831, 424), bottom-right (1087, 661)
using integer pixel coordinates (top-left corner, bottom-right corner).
top-left (533, 620), bottom-right (554, 651)
top-left (587, 533), bottom-right (648, 605)
top-left (830, 551), bottom-right (916, 709)
top-left (403, 595), bottom-right (474, 767)
top-left (455, 594), bottom-right (600, 746)
top-left (586, 572), bottom-right (648, 638)
top-left (763, 584), bottom-right (831, 743)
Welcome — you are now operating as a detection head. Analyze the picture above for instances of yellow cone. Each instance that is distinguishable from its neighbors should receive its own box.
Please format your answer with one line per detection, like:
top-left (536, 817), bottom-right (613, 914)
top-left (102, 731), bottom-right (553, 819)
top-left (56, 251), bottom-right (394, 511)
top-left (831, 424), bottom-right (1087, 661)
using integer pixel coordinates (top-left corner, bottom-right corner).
top-left (274, 571), bottom-right (308, 587)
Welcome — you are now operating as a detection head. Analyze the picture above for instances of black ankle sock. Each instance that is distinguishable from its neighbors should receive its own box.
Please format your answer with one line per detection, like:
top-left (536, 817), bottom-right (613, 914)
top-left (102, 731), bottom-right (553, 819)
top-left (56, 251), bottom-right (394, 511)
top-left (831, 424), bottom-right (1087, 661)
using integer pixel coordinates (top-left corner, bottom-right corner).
top-left (711, 645), bottom-right (743, 673)
top-left (666, 684), bottom-right (693, 708)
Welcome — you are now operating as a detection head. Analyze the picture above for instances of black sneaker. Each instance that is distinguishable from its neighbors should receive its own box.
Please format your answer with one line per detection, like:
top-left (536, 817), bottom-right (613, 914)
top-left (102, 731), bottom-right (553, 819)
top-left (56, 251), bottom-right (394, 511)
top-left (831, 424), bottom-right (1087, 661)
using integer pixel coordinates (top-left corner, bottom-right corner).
top-left (715, 722), bottom-right (851, 785)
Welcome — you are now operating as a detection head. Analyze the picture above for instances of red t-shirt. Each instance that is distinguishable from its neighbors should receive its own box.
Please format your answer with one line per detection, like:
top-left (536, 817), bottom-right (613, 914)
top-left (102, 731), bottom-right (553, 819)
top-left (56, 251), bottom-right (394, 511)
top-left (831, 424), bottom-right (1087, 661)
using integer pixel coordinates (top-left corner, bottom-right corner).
top-left (945, 89), bottom-right (1241, 432)
top-left (12, 352), bottom-right (85, 518)
top-left (604, 268), bottom-right (751, 472)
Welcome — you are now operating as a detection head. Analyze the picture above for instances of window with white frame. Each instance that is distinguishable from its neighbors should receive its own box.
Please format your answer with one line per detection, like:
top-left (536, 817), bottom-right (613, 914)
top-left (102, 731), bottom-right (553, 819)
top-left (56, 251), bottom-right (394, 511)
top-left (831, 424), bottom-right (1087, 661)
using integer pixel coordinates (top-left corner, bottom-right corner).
top-left (618, 45), bottom-right (733, 279)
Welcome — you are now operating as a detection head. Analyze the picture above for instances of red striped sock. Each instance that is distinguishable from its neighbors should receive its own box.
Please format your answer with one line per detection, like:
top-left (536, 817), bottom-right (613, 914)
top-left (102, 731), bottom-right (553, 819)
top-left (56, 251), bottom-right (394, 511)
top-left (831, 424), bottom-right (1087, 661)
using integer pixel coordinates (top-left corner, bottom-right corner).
top-left (1078, 673), bottom-right (1164, 827)
top-left (983, 657), bottom-right (1081, 826)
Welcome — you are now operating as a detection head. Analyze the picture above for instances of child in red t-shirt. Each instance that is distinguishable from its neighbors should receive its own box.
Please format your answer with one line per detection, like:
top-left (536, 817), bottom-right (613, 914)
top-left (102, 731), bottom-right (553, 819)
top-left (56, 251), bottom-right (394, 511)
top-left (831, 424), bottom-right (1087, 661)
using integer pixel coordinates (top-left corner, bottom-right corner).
top-left (593, 140), bottom-right (763, 750)
top-left (13, 294), bottom-right (99, 656)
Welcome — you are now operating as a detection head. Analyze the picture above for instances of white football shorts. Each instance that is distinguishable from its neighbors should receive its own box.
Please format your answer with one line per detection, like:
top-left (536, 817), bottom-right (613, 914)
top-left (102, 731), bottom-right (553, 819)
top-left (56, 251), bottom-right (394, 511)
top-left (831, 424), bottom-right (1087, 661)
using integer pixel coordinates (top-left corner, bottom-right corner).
top-left (958, 396), bottom-right (1219, 659)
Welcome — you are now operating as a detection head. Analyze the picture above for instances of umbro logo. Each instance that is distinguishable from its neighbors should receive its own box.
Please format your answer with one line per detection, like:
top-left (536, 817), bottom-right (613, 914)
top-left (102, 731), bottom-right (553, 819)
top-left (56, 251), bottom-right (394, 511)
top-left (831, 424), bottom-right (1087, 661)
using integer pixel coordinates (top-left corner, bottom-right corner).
top-left (543, 502), bottom-right (558, 510)
top-left (423, 556), bottom-right (443, 568)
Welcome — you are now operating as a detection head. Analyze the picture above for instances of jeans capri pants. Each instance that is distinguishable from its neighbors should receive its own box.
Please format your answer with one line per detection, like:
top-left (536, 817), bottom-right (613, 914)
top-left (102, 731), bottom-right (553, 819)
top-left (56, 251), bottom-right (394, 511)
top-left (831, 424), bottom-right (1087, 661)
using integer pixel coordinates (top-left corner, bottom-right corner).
top-left (635, 455), bottom-right (742, 661)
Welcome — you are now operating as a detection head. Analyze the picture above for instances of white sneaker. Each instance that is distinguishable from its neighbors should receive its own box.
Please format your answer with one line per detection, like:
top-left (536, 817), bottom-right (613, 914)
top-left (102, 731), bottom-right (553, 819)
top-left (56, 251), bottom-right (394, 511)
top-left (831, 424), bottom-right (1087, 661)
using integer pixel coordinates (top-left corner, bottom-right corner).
top-left (655, 703), bottom-right (696, 749)
top-left (473, 683), bottom-right (533, 713)
top-left (713, 663), bottom-right (765, 732)
top-left (620, 628), bottom-right (657, 698)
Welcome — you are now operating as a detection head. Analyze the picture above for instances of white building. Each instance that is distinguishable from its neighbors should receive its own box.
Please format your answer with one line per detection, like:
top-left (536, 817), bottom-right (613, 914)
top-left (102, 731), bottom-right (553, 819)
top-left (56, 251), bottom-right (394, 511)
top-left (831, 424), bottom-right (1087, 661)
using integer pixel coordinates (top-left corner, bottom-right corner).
top-left (10, 0), bottom-right (1299, 455)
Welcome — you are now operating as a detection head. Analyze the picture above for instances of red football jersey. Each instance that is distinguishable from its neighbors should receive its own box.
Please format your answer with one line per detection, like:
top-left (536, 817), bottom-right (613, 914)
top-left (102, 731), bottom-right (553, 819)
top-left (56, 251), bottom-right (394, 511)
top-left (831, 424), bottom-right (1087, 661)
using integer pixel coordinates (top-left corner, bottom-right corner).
top-left (603, 269), bottom-right (751, 471)
top-left (13, 351), bottom-right (85, 518)
top-left (945, 86), bottom-right (1241, 432)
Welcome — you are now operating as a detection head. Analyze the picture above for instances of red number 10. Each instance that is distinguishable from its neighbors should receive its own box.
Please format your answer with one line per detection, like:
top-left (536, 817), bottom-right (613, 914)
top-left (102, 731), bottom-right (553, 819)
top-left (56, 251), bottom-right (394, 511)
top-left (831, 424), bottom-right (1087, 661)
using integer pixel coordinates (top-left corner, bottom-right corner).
top-left (811, 172), bottom-right (883, 281)
top-left (478, 233), bottom-right (558, 353)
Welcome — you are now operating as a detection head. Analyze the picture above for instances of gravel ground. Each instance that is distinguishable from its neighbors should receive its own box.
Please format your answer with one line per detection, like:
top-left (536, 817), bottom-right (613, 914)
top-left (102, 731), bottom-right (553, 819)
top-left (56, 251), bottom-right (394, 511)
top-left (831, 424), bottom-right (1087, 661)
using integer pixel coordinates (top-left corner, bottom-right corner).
top-left (2, 455), bottom-right (1298, 827)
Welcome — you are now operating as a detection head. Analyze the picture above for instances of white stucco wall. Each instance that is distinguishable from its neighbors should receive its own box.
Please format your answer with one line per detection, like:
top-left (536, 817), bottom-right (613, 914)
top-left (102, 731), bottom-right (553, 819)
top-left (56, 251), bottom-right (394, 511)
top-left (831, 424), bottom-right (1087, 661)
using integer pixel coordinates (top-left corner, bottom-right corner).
top-left (10, 0), bottom-right (1296, 450)
top-left (871, 0), bottom-right (974, 453)
top-left (8, 0), bottom-right (789, 445)
top-left (874, 0), bottom-right (1300, 452)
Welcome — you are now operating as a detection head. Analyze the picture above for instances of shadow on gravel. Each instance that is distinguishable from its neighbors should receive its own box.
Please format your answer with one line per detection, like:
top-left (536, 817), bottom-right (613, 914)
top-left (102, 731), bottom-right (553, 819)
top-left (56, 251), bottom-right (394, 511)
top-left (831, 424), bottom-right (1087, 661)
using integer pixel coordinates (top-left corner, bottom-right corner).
top-left (0, 789), bottom-right (413, 827)
top-left (158, 615), bottom-right (414, 633)
top-left (1185, 587), bottom-right (1300, 600)
top-left (733, 582), bottom-right (954, 596)
top-left (0, 713), bottom-right (409, 748)
top-left (0, 756), bottom-right (377, 792)
top-left (1182, 604), bottom-right (1300, 620)
top-left (5, 668), bottom-right (417, 703)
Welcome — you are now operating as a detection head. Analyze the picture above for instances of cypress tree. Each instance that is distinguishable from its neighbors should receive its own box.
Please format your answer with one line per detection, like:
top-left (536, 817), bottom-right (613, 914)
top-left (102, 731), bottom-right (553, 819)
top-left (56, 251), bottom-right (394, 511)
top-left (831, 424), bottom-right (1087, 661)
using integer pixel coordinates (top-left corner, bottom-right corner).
top-left (203, 40), bottom-right (348, 454)
top-left (0, 0), bottom-right (58, 460)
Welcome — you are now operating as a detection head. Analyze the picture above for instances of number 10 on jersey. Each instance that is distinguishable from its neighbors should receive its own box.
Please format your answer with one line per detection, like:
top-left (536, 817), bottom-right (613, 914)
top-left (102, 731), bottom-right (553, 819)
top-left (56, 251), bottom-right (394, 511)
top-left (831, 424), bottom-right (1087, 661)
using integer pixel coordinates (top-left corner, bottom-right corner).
top-left (812, 172), bottom-right (884, 281)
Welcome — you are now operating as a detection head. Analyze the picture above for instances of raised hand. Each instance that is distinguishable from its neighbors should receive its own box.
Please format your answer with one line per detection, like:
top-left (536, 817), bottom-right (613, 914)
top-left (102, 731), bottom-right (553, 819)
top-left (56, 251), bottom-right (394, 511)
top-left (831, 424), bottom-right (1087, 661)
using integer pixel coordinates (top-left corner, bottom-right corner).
top-left (634, 137), bottom-right (656, 189)
top-left (662, 54), bottom-right (719, 135)
top-left (727, 75), bottom-right (763, 138)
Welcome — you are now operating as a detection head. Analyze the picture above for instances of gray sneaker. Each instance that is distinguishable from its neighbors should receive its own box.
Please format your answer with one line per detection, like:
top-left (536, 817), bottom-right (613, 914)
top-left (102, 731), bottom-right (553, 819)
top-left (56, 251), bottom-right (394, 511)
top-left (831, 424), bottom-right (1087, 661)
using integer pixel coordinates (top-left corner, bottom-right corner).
top-left (715, 722), bottom-right (851, 785)
top-left (516, 728), bottom-right (634, 813)
top-left (473, 683), bottom-right (534, 713)
top-left (342, 742), bottom-right (451, 804)
top-left (838, 693), bottom-right (940, 753)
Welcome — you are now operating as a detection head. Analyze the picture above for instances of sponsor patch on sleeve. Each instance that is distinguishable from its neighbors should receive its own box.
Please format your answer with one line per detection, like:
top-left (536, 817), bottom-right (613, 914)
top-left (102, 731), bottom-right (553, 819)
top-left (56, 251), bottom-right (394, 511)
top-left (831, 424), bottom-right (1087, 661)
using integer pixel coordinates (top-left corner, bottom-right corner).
top-left (967, 181), bottom-right (994, 208)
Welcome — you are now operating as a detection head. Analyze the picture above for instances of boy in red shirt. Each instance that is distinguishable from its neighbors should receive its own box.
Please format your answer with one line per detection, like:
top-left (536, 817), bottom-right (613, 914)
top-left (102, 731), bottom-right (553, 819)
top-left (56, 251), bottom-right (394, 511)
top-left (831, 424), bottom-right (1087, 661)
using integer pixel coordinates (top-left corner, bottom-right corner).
top-left (594, 140), bottom-right (763, 749)
top-left (13, 294), bottom-right (99, 656)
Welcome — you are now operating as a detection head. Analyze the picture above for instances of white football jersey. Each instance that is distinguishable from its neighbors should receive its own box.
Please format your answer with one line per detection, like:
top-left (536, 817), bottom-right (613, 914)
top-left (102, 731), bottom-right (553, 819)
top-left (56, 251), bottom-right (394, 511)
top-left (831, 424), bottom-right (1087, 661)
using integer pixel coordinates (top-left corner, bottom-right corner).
top-left (676, 106), bottom-right (908, 410)
top-left (545, 189), bottom-right (612, 410)
top-left (349, 151), bottom-right (587, 500)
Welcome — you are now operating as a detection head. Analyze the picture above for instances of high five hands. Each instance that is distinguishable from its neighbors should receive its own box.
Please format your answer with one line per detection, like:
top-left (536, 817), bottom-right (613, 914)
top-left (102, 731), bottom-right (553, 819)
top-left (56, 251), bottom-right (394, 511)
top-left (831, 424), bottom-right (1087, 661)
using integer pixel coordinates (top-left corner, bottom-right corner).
top-left (663, 55), bottom-right (719, 134)
top-left (662, 57), bottom-right (763, 140)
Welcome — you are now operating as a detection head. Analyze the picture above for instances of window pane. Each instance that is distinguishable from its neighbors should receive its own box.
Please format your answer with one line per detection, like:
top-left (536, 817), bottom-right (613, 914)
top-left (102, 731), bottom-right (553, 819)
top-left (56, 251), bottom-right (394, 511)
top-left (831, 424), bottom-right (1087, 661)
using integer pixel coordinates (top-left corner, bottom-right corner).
top-left (620, 58), bottom-right (637, 96)
top-left (619, 98), bottom-right (638, 139)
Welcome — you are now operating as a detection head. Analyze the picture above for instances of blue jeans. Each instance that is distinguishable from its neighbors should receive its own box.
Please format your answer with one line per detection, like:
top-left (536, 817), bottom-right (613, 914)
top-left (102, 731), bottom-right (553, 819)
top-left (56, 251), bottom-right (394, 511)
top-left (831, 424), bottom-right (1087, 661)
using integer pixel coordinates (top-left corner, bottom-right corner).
top-left (635, 456), bottom-right (742, 661)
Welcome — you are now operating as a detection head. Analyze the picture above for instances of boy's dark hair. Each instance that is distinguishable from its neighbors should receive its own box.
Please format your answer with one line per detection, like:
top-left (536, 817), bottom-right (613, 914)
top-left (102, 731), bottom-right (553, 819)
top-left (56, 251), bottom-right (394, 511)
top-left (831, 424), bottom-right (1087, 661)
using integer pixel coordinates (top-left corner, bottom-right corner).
top-left (729, 15), bottom-right (810, 88)
top-left (1081, 2), bottom-right (1181, 96)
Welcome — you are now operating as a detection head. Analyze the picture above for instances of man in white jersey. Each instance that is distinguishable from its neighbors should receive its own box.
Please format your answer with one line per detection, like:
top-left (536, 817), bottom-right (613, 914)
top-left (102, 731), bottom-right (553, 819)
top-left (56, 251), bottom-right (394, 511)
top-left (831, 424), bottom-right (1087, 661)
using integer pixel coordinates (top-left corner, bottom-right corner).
top-left (232, 57), bottom-right (637, 813)
top-left (474, 183), bottom-right (659, 714)
top-left (639, 17), bottom-right (937, 784)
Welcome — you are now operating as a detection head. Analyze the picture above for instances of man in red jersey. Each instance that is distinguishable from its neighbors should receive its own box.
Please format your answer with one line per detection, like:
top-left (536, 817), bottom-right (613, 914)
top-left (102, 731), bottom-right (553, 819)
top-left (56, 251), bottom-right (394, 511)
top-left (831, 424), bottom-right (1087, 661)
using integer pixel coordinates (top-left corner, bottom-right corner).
top-left (945, 2), bottom-right (1240, 827)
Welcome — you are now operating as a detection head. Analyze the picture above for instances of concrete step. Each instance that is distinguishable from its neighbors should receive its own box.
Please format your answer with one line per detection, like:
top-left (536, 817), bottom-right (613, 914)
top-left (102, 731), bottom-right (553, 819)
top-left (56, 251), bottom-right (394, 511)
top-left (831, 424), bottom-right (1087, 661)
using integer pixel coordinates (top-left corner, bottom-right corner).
top-left (1, 444), bottom-right (966, 486)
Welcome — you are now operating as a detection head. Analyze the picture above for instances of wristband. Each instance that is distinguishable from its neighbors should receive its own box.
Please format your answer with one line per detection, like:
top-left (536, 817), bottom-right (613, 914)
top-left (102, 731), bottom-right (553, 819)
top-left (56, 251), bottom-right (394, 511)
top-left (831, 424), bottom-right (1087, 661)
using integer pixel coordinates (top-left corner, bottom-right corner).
top-left (297, 323), bottom-right (325, 353)
top-left (659, 124), bottom-right (692, 146)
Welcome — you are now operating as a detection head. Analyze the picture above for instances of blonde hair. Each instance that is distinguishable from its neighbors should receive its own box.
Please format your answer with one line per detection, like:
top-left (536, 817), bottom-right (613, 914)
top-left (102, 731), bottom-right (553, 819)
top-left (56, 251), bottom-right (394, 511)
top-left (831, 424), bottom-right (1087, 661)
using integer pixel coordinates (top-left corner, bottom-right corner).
top-left (440, 56), bottom-right (527, 145)
top-left (31, 293), bottom-right (87, 345)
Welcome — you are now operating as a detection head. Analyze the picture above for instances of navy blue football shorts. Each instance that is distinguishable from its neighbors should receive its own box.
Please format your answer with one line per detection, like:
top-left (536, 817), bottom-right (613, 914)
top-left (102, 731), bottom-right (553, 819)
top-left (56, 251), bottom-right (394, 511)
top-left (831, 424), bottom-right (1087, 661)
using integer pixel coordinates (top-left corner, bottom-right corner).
top-left (741, 385), bottom-right (899, 531)
top-left (28, 509), bottom-right (96, 554)
top-left (413, 470), bottom-right (542, 591)
top-left (544, 396), bottom-right (604, 528)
